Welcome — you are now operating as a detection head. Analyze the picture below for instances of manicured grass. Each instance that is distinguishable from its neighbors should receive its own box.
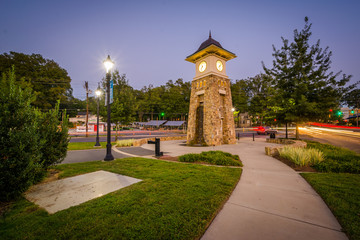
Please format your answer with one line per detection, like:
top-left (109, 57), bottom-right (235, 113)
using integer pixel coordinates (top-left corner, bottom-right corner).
top-left (67, 142), bottom-right (115, 150)
top-left (0, 158), bottom-right (241, 240)
top-left (301, 173), bottom-right (360, 240)
top-left (179, 151), bottom-right (243, 167)
top-left (305, 140), bottom-right (360, 173)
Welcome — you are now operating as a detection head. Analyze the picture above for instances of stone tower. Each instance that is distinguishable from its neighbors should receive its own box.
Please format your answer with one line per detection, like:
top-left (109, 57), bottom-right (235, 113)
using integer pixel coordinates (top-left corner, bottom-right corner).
top-left (186, 33), bottom-right (237, 146)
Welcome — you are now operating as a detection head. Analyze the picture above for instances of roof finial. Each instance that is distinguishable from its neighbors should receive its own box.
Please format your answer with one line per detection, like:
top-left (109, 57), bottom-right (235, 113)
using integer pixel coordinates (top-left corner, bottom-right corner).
top-left (209, 30), bottom-right (212, 38)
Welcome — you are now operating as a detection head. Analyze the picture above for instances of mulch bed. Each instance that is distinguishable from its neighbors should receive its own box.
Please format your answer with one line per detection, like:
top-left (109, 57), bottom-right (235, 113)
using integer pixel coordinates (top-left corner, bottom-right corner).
top-left (158, 155), bottom-right (179, 161)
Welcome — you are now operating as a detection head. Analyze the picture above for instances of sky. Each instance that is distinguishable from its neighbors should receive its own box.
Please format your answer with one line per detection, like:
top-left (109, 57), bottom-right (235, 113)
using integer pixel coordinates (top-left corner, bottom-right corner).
top-left (1, 0), bottom-right (359, 100)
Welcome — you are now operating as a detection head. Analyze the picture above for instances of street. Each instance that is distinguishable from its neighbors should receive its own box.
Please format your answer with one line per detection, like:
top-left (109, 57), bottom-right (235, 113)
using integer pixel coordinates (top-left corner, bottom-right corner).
top-left (299, 126), bottom-right (360, 153)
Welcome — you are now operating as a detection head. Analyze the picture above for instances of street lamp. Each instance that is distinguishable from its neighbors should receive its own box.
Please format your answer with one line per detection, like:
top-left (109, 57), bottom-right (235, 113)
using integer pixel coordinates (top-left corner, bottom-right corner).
top-left (94, 84), bottom-right (102, 147)
top-left (104, 55), bottom-right (114, 161)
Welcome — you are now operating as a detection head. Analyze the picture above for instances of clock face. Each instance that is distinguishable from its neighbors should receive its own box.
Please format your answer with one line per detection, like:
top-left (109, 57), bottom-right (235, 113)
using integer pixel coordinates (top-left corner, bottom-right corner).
top-left (216, 60), bottom-right (223, 71)
top-left (199, 61), bottom-right (207, 73)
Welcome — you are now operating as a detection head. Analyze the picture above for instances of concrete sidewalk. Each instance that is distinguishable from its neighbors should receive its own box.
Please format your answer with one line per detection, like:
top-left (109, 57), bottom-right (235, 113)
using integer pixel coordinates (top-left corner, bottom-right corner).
top-left (141, 138), bottom-right (348, 240)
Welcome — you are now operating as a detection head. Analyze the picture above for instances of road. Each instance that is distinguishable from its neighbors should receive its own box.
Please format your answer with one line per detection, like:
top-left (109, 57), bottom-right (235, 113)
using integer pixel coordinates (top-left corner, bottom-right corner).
top-left (299, 126), bottom-right (360, 153)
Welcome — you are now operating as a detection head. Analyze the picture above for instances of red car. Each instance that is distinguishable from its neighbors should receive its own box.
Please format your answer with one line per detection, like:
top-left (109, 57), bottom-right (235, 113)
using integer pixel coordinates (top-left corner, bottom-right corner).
top-left (255, 126), bottom-right (278, 135)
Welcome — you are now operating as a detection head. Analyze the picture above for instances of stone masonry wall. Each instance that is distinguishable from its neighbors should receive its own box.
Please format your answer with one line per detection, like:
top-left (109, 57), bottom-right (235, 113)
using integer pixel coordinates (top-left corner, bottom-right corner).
top-left (187, 74), bottom-right (236, 146)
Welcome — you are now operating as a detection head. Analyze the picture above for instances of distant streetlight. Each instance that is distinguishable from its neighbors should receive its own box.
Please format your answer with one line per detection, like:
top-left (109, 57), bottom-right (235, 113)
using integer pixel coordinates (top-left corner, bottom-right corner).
top-left (94, 84), bottom-right (102, 147)
top-left (103, 55), bottom-right (114, 161)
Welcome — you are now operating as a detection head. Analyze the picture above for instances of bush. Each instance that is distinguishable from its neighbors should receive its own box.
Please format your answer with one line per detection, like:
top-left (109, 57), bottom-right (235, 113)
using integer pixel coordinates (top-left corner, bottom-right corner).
top-left (116, 139), bottom-right (135, 147)
top-left (0, 69), bottom-right (41, 200)
top-left (279, 146), bottom-right (324, 167)
top-left (179, 151), bottom-right (242, 166)
top-left (0, 68), bottom-right (69, 201)
top-left (305, 141), bottom-right (360, 174)
top-left (37, 102), bottom-right (69, 170)
top-left (178, 153), bottom-right (198, 163)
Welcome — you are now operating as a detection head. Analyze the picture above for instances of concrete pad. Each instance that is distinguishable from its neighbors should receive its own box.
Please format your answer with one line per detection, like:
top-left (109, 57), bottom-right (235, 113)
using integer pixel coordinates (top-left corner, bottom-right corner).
top-left (26, 170), bottom-right (142, 214)
top-left (201, 203), bottom-right (348, 240)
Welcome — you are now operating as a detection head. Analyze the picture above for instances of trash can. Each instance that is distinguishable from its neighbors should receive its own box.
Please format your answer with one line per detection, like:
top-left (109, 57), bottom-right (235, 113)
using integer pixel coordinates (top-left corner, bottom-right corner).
top-left (269, 131), bottom-right (276, 139)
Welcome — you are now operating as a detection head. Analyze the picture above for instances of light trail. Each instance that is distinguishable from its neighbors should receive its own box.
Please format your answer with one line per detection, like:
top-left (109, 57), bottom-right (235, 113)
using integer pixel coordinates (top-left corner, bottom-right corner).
top-left (299, 127), bottom-right (360, 139)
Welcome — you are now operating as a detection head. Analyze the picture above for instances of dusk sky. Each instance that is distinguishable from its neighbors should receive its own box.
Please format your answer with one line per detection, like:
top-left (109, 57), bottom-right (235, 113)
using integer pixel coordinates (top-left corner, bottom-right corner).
top-left (1, 0), bottom-right (359, 100)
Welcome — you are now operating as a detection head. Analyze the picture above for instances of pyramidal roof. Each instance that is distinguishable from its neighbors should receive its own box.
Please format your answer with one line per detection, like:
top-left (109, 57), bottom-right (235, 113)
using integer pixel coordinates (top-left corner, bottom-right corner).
top-left (196, 31), bottom-right (223, 52)
top-left (185, 31), bottom-right (236, 63)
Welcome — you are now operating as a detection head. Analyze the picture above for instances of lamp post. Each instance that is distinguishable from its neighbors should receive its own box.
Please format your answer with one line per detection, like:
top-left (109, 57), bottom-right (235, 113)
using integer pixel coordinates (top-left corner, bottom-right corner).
top-left (104, 55), bottom-right (114, 161)
top-left (94, 84), bottom-right (102, 147)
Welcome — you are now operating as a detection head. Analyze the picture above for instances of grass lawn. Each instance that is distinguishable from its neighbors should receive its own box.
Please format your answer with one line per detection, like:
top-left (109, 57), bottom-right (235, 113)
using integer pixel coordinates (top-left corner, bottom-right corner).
top-left (67, 141), bottom-right (115, 150)
top-left (0, 158), bottom-right (241, 240)
top-left (301, 173), bottom-right (360, 240)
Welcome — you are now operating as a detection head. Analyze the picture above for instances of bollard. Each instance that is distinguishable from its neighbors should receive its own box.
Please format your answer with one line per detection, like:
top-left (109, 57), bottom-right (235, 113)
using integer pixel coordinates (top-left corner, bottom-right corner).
top-left (237, 133), bottom-right (240, 140)
top-left (253, 133), bottom-right (255, 141)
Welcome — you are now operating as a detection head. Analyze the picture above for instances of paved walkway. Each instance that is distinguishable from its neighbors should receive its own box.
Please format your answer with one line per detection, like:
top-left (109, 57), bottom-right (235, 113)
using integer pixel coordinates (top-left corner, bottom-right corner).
top-left (141, 138), bottom-right (348, 240)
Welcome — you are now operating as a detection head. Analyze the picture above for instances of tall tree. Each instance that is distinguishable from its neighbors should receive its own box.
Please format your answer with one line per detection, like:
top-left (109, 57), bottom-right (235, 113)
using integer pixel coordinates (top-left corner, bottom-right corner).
top-left (0, 51), bottom-right (72, 110)
top-left (263, 17), bottom-right (352, 138)
top-left (100, 70), bottom-right (136, 139)
top-left (247, 74), bottom-right (276, 126)
top-left (161, 79), bottom-right (191, 120)
top-left (344, 88), bottom-right (360, 126)
top-left (231, 79), bottom-right (250, 114)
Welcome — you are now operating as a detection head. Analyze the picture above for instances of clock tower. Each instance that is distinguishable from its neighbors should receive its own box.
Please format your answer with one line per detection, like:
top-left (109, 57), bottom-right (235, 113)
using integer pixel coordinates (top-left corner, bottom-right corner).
top-left (186, 32), bottom-right (237, 146)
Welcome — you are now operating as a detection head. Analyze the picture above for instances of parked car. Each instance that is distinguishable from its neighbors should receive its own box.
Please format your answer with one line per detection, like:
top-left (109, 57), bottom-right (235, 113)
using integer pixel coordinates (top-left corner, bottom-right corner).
top-left (255, 126), bottom-right (278, 135)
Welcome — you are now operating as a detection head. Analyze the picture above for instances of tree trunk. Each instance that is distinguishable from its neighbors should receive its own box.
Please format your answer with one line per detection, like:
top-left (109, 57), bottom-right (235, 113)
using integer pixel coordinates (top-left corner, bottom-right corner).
top-left (115, 123), bottom-right (118, 141)
top-left (295, 123), bottom-right (299, 140)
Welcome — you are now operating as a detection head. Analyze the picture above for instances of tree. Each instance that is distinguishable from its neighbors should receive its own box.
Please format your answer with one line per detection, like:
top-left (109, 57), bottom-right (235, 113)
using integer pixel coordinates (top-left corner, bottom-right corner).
top-left (263, 17), bottom-right (352, 139)
top-left (0, 51), bottom-right (72, 110)
top-left (0, 68), bottom-right (69, 201)
top-left (99, 70), bottom-right (136, 139)
top-left (344, 88), bottom-right (360, 126)
top-left (136, 84), bottom-right (163, 121)
top-left (245, 74), bottom-right (277, 126)
top-left (231, 79), bottom-right (250, 114)
top-left (161, 79), bottom-right (191, 120)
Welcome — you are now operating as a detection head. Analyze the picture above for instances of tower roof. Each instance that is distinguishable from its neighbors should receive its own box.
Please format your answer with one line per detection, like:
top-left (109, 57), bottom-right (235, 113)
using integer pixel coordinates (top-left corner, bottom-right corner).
top-left (196, 31), bottom-right (223, 51)
top-left (185, 32), bottom-right (236, 63)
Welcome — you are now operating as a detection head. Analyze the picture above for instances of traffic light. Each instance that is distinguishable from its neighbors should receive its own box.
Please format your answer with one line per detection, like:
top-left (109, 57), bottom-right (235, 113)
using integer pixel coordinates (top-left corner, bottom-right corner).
top-left (329, 109), bottom-right (333, 112)
top-left (351, 110), bottom-right (355, 114)
top-left (274, 119), bottom-right (277, 122)
top-left (160, 112), bottom-right (165, 117)
top-left (337, 111), bottom-right (342, 116)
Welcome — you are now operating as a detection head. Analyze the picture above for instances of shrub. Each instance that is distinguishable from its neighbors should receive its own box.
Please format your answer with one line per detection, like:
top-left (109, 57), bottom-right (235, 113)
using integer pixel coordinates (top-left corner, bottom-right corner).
top-left (37, 101), bottom-right (69, 170)
top-left (305, 141), bottom-right (360, 174)
top-left (179, 151), bottom-right (242, 166)
top-left (279, 146), bottom-right (324, 167)
top-left (0, 68), bottom-right (69, 201)
top-left (178, 153), bottom-right (198, 163)
top-left (116, 139), bottom-right (135, 147)
top-left (0, 69), bottom-right (41, 200)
